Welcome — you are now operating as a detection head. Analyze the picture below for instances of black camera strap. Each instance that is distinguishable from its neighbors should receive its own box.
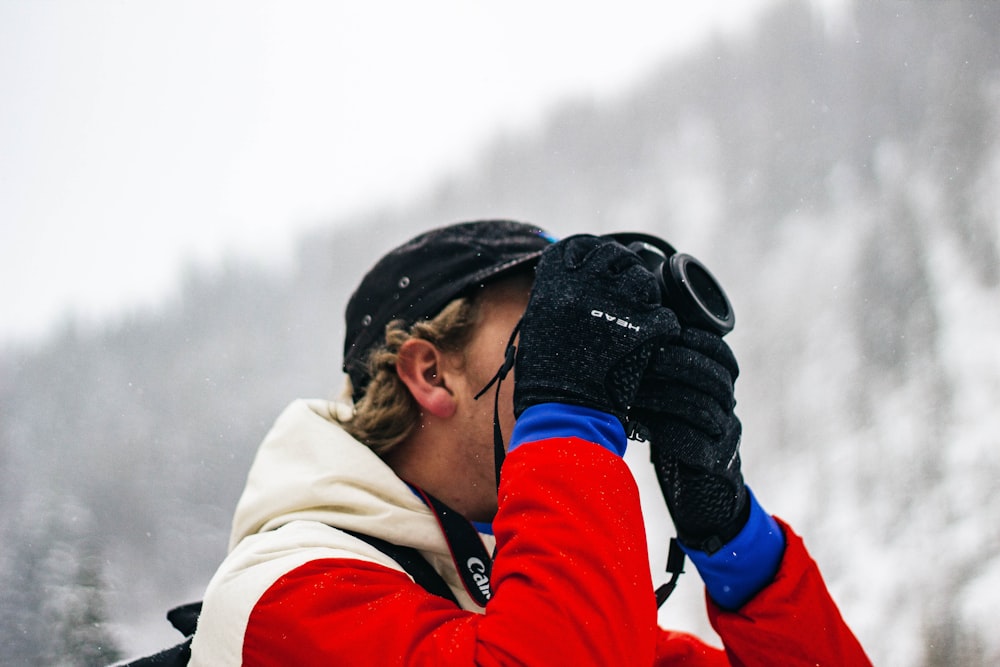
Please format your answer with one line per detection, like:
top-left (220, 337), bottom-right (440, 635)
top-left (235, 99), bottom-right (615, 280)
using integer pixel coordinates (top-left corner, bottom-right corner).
top-left (413, 485), bottom-right (494, 608)
top-left (655, 538), bottom-right (687, 607)
top-left (473, 318), bottom-right (521, 488)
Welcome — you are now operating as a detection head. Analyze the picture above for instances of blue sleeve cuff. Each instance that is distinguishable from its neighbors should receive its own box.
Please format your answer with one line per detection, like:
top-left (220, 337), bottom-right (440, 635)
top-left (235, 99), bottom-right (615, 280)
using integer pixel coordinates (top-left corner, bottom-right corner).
top-left (511, 403), bottom-right (627, 457)
top-left (680, 488), bottom-right (786, 610)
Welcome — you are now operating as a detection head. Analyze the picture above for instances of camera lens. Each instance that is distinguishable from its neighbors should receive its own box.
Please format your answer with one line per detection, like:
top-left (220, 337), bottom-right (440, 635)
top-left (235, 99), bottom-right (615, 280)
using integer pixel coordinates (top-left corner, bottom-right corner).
top-left (686, 262), bottom-right (728, 320)
top-left (666, 254), bottom-right (734, 335)
top-left (604, 232), bottom-right (735, 336)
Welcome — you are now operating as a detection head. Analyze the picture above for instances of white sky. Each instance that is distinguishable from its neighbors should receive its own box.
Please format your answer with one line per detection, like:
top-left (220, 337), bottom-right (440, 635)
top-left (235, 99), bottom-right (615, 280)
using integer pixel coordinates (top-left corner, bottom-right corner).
top-left (0, 0), bottom-right (779, 347)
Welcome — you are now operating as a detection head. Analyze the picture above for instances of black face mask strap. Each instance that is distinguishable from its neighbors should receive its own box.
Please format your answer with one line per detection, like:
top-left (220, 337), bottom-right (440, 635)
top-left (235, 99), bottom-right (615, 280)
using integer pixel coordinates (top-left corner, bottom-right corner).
top-left (474, 318), bottom-right (522, 488)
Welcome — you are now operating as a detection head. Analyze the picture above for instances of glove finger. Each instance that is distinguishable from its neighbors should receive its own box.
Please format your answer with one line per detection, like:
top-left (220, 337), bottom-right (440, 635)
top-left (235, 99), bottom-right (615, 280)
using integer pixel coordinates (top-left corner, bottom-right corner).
top-left (557, 234), bottom-right (606, 269)
top-left (634, 384), bottom-right (731, 438)
top-left (541, 236), bottom-right (663, 309)
top-left (644, 409), bottom-right (743, 471)
top-left (644, 343), bottom-right (735, 407)
top-left (677, 328), bottom-right (739, 382)
top-left (559, 234), bottom-right (641, 274)
top-left (571, 237), bottom-right (662, 305)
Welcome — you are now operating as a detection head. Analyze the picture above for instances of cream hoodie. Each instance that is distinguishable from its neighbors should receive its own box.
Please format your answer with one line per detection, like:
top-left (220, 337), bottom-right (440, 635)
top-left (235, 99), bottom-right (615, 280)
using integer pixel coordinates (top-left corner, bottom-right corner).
top-left (189, 399), bottom-right (492, 666)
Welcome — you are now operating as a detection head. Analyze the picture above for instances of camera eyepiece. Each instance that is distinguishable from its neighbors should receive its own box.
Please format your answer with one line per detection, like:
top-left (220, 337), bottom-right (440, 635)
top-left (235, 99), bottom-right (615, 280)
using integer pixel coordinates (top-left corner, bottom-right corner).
top-left (605, 232), bottom-right (734, 336)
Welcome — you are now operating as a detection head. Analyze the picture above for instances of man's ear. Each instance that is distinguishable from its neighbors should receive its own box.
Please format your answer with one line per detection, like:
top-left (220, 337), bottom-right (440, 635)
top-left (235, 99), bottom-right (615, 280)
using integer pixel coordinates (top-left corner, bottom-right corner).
top-left (395, 338), bottom-right (457, 419)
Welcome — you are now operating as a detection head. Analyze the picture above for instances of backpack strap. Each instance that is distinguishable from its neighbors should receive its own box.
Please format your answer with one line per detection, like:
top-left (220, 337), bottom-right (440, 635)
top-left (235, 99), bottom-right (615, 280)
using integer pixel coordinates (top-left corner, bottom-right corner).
top-left (116, 529), bottom-right (458, 666)
top-left (344, 529), bottom-right (460, 606)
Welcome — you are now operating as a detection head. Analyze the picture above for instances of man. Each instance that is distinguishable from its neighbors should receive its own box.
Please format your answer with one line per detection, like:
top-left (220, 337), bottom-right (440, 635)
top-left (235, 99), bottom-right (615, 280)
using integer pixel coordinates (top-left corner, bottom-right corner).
top-left (188, 219), bottom-right (871, 665)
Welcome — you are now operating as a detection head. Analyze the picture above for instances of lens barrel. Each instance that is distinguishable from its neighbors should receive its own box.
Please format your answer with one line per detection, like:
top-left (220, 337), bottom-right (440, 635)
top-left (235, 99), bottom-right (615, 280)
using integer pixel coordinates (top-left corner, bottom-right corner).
top-left (606, 233), bottom-right (734, 336)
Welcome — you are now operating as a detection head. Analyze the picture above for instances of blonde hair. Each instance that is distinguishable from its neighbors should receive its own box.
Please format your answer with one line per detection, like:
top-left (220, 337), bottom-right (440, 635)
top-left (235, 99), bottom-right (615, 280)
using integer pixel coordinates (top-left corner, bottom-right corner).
top-left (337, 296), bottom-right (481, 456)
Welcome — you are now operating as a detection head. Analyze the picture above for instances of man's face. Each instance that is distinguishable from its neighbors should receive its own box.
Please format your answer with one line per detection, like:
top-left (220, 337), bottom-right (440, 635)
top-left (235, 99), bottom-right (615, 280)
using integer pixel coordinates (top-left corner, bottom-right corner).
top-left (440, 273), bottom-right (532, 518)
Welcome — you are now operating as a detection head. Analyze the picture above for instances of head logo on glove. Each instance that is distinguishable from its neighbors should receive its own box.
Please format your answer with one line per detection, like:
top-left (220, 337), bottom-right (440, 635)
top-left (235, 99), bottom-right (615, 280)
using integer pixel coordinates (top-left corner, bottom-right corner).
top-left (591, 309), bottom-right (641, 332)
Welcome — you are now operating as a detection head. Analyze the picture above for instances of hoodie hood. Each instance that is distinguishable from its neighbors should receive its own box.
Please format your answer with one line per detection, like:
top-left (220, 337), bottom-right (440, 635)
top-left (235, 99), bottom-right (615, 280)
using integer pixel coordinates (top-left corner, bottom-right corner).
top-left (228, 399), bottom-right (446, 556)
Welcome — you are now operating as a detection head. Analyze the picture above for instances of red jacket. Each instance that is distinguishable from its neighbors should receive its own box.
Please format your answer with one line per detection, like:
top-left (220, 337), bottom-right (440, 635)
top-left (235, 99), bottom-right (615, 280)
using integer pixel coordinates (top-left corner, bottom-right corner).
top-left (190, 400), bottom-right (870, 665)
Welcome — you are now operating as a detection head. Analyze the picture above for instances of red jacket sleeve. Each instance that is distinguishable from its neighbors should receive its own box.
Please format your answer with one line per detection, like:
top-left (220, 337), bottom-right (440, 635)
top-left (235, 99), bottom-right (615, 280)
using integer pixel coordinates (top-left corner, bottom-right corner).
top-left (649, 517), bottom-right (872, 667)
top-left (242, 438), bottom-right (659, 666)
top-left (653, 629), bottom-right (728, 666)
top-left (706, 518), bottom-right (872, 667)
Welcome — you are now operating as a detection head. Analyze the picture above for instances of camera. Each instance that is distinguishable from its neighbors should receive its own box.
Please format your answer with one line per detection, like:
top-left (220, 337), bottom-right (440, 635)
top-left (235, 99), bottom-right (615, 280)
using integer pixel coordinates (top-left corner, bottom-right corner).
top-left (605, 232), bottom-right (734, 336)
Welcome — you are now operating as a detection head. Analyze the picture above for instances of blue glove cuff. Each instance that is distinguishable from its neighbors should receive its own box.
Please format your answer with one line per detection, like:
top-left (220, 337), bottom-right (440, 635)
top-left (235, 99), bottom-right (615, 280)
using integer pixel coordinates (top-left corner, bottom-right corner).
top-left (680, 488), bottom-right (785, 610)
top-left (511, 403), bottom-right (627, 456)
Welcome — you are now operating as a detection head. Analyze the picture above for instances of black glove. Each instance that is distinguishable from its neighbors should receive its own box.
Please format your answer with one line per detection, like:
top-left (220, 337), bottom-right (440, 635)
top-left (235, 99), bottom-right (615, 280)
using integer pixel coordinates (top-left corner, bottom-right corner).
top-left (633, 328), bottom-right (748, 553)
top-left (514, 235), bottom-right (680, 423)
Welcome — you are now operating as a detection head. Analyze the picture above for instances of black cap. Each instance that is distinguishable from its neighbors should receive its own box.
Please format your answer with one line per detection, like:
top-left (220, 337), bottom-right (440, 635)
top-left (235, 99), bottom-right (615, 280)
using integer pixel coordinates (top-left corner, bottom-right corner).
top-left (343, 219), bottom-right (553, 401)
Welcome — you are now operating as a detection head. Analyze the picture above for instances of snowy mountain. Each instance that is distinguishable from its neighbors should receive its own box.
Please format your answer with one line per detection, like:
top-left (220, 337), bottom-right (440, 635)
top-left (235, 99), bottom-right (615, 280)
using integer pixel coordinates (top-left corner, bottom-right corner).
top-left (2, 2), bottom-right (998, 664)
